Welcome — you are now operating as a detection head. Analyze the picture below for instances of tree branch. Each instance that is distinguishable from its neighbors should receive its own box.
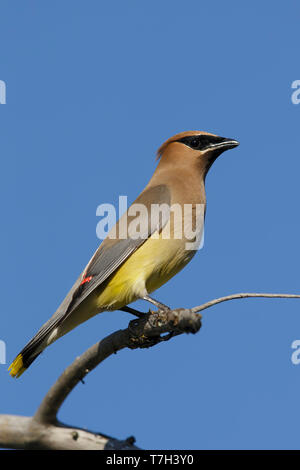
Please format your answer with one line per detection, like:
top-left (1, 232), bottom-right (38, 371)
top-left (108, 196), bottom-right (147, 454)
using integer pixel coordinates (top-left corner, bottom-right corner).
top-left (1, 291), bottom-right (300, 450)
top-left (0, 414), bottom-right (137, 450)
top-left (34, 308), bottom-right (202, 425)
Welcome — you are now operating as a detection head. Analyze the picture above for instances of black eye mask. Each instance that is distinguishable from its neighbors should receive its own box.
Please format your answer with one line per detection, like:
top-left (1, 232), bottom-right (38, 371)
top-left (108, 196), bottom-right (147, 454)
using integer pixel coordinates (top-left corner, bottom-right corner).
top-left (176, 134), bottom-right (230, 151)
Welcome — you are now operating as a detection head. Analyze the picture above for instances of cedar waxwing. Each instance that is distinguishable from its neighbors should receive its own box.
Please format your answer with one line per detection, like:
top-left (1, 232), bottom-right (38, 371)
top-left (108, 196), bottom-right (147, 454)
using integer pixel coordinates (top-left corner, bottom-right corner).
top-left (9, 131), bottom-right (239, 377)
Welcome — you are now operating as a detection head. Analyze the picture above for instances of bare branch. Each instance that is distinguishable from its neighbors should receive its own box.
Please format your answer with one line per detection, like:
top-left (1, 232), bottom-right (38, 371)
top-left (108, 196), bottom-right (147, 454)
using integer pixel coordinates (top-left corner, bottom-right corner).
top-left (34, 308), bottom-right (202, 425)
top-left (192, 292), bottom-right (300, 313)
top-left (0, 414), bottom-right (137, 450)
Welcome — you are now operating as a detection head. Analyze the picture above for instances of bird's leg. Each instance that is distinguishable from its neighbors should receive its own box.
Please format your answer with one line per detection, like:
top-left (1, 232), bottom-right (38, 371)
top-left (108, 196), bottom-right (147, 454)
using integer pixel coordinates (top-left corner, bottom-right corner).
top-left (120, 306), bottom-right (146, 318)
top-left (143, 294), bottom-right (171, 311)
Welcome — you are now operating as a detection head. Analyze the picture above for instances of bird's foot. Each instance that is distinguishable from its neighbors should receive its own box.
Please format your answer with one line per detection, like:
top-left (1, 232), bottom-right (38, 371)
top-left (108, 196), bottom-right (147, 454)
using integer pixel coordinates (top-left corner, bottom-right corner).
top-left (143, 295), bottom-right (171, 312)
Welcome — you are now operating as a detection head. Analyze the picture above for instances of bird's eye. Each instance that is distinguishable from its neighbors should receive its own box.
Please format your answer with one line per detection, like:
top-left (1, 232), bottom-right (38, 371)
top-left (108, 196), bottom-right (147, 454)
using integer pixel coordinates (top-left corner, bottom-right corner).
top-left (177, 135), bottom-right (209, 151)
top-left (190, 139), bottom-right (199, 148)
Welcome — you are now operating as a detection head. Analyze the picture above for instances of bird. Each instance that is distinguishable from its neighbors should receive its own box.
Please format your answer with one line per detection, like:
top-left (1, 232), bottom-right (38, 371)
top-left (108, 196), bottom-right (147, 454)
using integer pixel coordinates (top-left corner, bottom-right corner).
top-left (9, 130), bottom-right (239, 377)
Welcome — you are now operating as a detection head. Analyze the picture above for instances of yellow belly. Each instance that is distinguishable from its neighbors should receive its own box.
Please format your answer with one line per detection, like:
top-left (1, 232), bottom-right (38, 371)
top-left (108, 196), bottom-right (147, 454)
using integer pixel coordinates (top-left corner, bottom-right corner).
top-left (94, 235), bottom-right (195, 311)
top-left (40, 233), bottom-right (197, 345)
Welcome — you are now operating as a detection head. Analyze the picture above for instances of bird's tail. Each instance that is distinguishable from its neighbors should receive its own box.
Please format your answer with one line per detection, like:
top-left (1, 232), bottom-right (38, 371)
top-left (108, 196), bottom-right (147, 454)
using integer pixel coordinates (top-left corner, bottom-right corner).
top-left (8, 313), bottom-right (62, 378)
top-left (9, 274), bottom-right (89, 378)
top-left (8, 341), bottom-right (43, 378)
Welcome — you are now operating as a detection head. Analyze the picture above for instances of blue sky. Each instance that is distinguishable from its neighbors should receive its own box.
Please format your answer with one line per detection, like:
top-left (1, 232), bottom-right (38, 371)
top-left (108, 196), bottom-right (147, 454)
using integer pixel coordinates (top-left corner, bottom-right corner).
top-left (1, 1), bottom-right (300, 449)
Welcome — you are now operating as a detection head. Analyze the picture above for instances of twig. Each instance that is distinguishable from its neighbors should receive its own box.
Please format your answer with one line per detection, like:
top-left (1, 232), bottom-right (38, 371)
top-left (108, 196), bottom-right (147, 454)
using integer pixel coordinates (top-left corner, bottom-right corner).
top-left (192, 292), bottom-right (300, 313)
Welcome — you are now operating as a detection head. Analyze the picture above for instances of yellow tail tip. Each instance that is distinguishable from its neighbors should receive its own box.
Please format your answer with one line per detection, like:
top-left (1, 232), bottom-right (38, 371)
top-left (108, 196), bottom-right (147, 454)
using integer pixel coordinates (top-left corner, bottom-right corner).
top-left (8, 354), bottom-right (26, 378)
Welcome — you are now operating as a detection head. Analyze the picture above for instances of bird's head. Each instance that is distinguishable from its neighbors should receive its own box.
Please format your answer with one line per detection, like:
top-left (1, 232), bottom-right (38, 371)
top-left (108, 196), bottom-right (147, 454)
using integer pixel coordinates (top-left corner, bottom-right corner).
top-left (157, 130), bottom-right (239, 178)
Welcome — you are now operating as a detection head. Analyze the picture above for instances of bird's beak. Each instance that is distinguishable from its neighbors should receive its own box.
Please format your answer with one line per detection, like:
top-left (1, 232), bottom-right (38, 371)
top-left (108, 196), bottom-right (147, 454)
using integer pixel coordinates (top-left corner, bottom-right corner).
top-left (208, 137), bottom-right (240, 151)
top-left (202, 136), bottom-right (239, 178)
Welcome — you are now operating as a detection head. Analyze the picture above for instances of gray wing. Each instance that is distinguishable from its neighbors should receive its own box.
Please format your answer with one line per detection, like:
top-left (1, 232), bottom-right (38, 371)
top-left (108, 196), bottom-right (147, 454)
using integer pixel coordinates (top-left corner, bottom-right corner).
top-left (21, 184), bottom-right (171, 354)
top-left (68, 184), bottom-right (171, 312)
